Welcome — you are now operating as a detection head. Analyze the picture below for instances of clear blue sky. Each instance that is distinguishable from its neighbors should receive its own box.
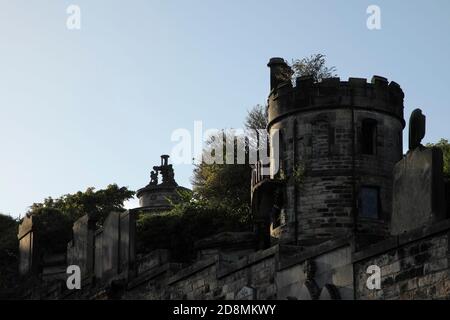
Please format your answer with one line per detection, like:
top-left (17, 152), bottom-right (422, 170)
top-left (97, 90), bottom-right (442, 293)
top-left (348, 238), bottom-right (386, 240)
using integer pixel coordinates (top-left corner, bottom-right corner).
top-left (1, 0), bottom-right (449, 218)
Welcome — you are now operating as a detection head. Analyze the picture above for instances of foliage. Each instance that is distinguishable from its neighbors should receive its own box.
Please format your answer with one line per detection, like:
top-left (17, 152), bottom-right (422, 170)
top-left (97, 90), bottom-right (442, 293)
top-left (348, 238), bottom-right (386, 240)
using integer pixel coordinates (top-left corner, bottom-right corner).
top-left (192, 159), bottom-right (253, 223)
top-left (28, 184), bottom-right (135, 224)
top-left (17, 184), bottom-right (134, 267)
top-left (136, 190), bottom-right (250, 262)
top-left (191, 105), bottom-right (270, 221)
top-left (31, 208), bottom-right (73, 255)
top-left (426, 138), bottom-right (450, 178)
top-left (183, 55), bottom-right (335, 230)
top-left (245, 104), bottom-right (268, 130)
top-left (192, 138), bottom-right (251, 224)
top-left (0, 214), bottom-right (19, 290)
top-left (291, 54), bottom-right (337, 83)
top-left (292, 162), bottom-right (306, 187)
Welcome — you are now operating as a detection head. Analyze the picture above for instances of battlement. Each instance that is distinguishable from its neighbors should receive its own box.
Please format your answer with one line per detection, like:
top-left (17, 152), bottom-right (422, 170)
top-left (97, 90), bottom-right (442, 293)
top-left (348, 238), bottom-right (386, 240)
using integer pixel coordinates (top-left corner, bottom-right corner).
top-left (267, 58), bottom-right (405, 129)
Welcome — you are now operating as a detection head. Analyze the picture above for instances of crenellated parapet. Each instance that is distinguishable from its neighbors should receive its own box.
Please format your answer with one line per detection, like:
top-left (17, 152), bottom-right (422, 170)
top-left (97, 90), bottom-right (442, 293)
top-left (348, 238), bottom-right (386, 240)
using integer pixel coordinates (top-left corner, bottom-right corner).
top-left (267, 58), bottom-right (405, 130)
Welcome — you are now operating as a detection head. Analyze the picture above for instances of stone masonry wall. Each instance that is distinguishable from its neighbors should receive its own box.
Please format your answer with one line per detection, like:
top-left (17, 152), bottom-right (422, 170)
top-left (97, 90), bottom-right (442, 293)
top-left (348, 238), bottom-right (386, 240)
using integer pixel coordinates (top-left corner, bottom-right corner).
top-left (354, 225), bottom-right (450, 299)
top-left (122, 246), bottom-right (277, 300)
top-left (271, 106), bottom-right (402, 246)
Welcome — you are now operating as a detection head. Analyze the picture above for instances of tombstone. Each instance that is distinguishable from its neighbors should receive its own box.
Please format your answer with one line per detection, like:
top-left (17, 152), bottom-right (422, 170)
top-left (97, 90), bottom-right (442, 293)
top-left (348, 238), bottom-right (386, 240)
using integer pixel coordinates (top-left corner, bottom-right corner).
top-left (119, 210), bottom-right (136, 277)
top-left (100, 210), bottom-right (136, 282)
top-left (236, 286), bottom-right (256, 300)
top-left (102, 212), bottom-right (121, 279)
top-left (17, 215), bottom-right (35, 275)
top-left (67, 214), bottom-right (96, 280)
top-left (391, 110), bottom-right (446, 234)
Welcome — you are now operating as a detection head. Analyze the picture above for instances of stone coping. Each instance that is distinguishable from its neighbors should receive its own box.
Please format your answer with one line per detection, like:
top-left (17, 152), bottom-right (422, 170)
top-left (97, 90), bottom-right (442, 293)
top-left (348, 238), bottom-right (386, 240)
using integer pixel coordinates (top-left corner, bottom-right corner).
top-left (352, 219), bottom-right (450, 263)
top-left (217, 245), bottom-right (279, 279)
top-left (278, 237), bottom-right (351, 271)
top-left (167, 257), bottom-right (217, 285)
top-left (127, 263), bottom-right (174, 290)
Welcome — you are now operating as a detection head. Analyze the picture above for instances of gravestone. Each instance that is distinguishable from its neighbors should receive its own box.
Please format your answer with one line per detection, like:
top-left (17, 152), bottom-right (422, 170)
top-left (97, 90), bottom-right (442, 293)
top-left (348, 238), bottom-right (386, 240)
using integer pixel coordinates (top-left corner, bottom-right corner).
top-left (391, 147), bottom-right (446, 234)
top-left (99, 210), bottom-right (136, 282)
top-left (391, 109), bottom-right (446, 234)
top-left (119, 210), bottom-right (136, 277)
top-left (67, 214), bottom-right (96, 280)
top-left (17, 215), bottom-right (34, 275)
top-left (102, 211), bottom-right (121, 279)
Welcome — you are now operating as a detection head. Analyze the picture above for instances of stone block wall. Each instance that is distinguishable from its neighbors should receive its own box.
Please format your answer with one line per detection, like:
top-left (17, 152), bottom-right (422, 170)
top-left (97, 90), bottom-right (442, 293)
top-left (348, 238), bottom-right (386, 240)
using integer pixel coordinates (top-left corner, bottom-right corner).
top-left (354, 223), bottom-right (450, 299)
top-left (122, 246), bottom-right (278, 300)
top-left (276, 239), bottom-right (353, 300)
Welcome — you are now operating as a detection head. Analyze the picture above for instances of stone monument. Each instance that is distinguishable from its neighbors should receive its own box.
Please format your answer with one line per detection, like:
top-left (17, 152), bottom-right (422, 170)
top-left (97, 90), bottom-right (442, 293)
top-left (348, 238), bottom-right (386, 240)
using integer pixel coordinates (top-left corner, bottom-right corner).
top-left (391, 109), bottom-right (446, 234)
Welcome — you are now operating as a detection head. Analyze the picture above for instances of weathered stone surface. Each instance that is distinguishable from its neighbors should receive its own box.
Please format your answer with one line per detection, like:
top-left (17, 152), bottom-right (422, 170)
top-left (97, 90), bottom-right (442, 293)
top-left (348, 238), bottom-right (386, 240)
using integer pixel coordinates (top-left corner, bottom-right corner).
top-left (17, 215), bottom-right (36, 276)
top-left (355, 232), bottom-right (449, 300)
top-left (102, 212), bottom-right (120, 279)
top-left (235, 286), bottom-right (255, 300)
top-left (67, 215), bottom-right (96, 279)
top-left (391, 146), bottom-right (446, 235)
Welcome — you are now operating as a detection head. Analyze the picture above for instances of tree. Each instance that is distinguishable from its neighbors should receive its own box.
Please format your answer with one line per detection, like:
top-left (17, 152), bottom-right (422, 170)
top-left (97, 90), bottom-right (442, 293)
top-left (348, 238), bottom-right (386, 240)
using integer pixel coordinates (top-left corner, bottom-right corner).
top-left (192, 132), bottom-right (253, 223)
top-left (191, 54), bottom-right (336, 223)
top-left (291, 54), bottom-right (337, 83)
top-left (245, 104), bottom-right (268, 130)
top-left (28, 184), bottom-right (135, 224)
top-left (30, 207), bottom-right (73, 255)
top-left (426, 138), bottom-right (450, 178)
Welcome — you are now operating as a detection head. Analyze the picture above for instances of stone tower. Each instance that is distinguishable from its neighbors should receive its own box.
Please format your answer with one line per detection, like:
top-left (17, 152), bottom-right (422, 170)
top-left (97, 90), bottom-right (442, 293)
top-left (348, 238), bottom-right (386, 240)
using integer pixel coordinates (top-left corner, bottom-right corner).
top-left (254, 58), bottom-right (405, 248)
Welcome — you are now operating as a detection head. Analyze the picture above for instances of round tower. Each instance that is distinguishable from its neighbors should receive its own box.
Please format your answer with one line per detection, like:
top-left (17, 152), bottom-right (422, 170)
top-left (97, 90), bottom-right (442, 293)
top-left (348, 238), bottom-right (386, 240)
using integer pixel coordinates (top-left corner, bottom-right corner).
top-left (265, 57), bottom-right (405, 247)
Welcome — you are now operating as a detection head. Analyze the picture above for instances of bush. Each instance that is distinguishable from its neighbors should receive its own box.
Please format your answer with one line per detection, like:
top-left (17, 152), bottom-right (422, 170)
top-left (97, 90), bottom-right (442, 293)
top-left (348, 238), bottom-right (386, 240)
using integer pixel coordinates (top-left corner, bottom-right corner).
top-left (136, 193), bottom-right (251, 262)
top-left (31, 208), bottom-right (73, 256)
top-left (0, 214), bottom-right (19, 290)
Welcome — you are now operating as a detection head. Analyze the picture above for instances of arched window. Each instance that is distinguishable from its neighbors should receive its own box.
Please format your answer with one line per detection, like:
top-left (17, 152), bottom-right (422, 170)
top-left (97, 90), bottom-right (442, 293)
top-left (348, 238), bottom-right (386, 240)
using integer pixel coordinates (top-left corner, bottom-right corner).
top-left (361, 119), bottom-right (377, 155)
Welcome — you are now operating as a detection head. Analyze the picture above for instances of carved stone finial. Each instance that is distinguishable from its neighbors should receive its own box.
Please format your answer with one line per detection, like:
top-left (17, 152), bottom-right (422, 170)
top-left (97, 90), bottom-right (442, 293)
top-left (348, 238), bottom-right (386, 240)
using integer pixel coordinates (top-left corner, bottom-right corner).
top-left (409, 108), bottom-right (426, 151)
